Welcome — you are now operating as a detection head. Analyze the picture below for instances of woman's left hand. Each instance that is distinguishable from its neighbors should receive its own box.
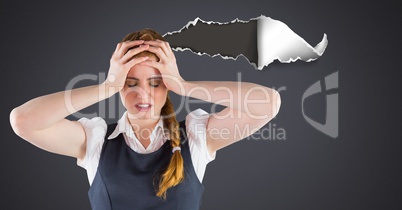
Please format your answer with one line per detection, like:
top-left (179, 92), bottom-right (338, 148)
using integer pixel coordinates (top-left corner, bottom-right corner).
top-left (140, 40), bottom-right (185, 93)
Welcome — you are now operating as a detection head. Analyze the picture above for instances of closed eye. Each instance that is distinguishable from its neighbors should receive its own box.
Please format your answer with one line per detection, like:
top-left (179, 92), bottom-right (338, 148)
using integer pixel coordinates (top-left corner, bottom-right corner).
top-left (149, 79), bottom-right (161, 87)
top-left (126, 83), bottom-right (160, 88)
top-left (126, 78), bottom-right (162, 88)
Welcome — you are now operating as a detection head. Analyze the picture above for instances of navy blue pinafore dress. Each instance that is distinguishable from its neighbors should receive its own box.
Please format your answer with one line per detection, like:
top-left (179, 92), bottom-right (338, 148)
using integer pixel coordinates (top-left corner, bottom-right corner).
top-left (88, 120), bottom-right (204, 210)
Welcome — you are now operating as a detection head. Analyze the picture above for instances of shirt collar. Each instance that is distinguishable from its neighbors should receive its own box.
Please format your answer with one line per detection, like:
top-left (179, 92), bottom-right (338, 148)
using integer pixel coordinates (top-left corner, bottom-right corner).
top-left (107, 111), bottom-right (169, 143)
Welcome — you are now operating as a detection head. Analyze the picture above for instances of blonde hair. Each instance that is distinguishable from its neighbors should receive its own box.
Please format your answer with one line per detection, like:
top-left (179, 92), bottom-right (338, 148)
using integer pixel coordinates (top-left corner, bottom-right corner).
top-left (121, 28), bottom-right (184, 199)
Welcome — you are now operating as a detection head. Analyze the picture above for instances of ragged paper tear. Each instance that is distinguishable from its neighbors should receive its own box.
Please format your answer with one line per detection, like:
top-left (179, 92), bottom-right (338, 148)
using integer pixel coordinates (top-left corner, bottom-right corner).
top-left (163, 15), bottom-right (328, 70)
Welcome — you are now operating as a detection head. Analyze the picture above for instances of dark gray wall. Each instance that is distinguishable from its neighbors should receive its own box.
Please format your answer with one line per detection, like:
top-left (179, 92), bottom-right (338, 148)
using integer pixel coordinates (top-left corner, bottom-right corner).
top-left (1, 0), bottom-right (401, 209)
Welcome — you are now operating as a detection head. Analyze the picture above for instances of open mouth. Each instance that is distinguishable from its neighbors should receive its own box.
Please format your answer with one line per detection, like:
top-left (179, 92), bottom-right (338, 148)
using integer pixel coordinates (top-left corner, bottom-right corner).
top-left (135, 103), bottom-right (152, 112)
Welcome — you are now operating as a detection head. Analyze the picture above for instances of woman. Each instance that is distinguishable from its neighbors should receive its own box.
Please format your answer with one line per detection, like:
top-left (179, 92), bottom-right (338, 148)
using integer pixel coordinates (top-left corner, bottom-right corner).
top-left (10, 28), bottom-right (281, 209)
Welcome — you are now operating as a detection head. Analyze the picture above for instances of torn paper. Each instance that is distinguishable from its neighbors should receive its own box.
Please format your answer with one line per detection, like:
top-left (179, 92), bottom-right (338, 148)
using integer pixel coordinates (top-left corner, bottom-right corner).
top-left (163, 15), bottom-right (328, 70)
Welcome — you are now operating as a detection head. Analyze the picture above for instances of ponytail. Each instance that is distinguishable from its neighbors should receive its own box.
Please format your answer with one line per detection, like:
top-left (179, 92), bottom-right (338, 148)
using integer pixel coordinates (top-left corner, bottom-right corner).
top-left (155, 93), bottom-right (184, 199)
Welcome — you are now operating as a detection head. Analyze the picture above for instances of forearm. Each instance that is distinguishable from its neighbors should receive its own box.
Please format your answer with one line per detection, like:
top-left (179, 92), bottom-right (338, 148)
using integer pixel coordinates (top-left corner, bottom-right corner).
top-left (173, 81), bottom-right (281, 117)
top-left (11, 82), bottom-right (115, 130)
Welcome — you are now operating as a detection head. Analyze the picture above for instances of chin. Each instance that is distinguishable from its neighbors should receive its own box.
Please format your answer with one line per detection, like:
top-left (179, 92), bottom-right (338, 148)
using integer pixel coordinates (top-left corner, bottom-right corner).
top-left (127, 107), bottom-right (160, 120)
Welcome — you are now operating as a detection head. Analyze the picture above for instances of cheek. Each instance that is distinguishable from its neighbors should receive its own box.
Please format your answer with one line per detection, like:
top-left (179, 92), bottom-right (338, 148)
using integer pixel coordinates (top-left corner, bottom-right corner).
top-left (119, 88), bottom-right (137, 107)
top-left (154, 89), bottom-right (168, 106)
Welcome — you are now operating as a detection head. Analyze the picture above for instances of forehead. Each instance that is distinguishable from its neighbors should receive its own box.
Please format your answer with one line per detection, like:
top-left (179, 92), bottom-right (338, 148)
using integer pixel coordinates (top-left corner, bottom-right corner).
top-left (127, 62), bottom-right (161, 79)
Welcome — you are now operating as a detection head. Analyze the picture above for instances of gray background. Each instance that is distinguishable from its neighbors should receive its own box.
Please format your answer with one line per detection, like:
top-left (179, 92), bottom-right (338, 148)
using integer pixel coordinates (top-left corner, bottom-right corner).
top-left (1, 0), bottom-right (401, 209)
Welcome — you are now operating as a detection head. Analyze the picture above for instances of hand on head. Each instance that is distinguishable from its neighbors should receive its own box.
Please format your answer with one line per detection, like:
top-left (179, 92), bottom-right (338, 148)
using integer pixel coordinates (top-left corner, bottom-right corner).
top-left (104, 40), bottom-right (150, 91)
top-left (139, 40), bottom-right (185, 91)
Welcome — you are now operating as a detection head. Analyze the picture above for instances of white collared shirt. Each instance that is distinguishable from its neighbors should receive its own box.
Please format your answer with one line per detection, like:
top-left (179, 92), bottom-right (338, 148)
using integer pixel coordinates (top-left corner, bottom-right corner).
top-left (76, 108), bottom-right (216, 185)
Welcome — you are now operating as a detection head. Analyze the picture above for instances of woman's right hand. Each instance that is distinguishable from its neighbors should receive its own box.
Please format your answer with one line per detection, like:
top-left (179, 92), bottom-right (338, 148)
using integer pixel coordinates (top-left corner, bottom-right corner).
top-left (10, 40), bottom-right (151, 161)
top-left (103, 40), bottom-right (150, 92)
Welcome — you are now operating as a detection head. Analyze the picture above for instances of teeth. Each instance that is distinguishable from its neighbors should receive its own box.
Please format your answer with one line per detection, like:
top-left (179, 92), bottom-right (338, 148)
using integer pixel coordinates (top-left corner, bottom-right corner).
top-left (137, 104), bottom-right (150, 108)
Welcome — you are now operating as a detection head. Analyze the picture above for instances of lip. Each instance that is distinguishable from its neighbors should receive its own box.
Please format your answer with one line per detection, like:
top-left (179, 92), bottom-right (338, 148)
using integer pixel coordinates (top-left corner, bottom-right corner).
top-left (135, 103), bottom-right (152, 112)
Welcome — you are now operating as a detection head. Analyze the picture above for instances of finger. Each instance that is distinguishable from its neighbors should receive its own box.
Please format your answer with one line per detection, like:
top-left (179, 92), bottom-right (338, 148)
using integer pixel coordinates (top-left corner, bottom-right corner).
top-left (145, 45), bottom-right (168, 61)
top-left (139, 60), bottom-right (163, 70)
top-left (142, 40), bottom-right (162, 47)
top-left (121, 44), bottom-right (149, 63)
top-left (154, 40), bottom-right (174, 58)
top-left (126, 56), bottom-right (150, 69)
top-left (164, 41), bottom-right (174, 57)
top-left (112, 42), bottom-right (123, 58)
top-left (144, 40), bottom-right (170, 57)
top-left (117, 40), bottom-right (145, 58)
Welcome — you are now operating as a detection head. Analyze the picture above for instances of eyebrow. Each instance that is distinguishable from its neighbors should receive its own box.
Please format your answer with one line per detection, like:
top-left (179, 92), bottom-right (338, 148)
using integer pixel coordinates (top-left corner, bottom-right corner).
top-left (126, 76), bottom-right (162, 81)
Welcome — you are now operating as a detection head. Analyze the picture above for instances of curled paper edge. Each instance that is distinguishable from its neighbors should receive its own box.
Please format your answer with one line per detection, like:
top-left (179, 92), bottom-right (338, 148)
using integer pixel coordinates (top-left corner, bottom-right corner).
top-left (257, 15), bottom-right (328, 70)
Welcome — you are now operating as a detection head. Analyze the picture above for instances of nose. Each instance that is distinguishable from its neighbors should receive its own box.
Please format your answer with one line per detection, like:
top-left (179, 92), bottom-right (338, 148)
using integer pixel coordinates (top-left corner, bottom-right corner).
top-left (135, 83), bottom-right (151, 101)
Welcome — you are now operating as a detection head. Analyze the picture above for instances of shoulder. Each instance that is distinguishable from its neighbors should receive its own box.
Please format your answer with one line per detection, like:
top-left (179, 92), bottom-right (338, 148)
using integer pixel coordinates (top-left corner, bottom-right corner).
top-left (185, 108), bottom-right (211, 130)
top-left (77, 116), bottom-right (108, 145)
top-left (76, 116), bottom-right (108, 169)
top-left (78, 116), bottom-right (108, 134)
top-left (184, 108), bottom-right (216, 162)
top-left (184, 108), bottom-right (211, 143)
top-left (183, 109), bottom-right (216, 183)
